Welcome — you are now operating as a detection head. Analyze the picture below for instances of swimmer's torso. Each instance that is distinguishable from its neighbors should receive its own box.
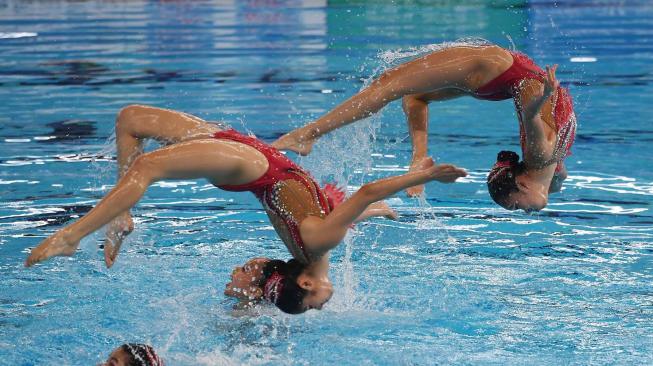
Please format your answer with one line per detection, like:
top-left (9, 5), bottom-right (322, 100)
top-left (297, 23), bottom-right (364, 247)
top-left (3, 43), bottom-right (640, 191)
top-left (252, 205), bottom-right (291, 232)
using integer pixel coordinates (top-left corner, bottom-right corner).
top-left (471, 48), bottom-right (576, 166)
top-left (213, 129), bottom-right (332, 265)
top-left (262, 172), bottom-right (330, 264)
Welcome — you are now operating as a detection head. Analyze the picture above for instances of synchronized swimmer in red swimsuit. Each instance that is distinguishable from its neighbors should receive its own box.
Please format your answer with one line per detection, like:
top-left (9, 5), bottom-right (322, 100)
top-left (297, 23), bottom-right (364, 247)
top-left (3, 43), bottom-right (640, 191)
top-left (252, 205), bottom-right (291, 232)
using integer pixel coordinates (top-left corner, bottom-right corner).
top-left (24, 105), bottom-right (467, 314)
top-left (23, 41), bottom-right (576, 315)
top-left (273, 41), bottom-right (576, 212)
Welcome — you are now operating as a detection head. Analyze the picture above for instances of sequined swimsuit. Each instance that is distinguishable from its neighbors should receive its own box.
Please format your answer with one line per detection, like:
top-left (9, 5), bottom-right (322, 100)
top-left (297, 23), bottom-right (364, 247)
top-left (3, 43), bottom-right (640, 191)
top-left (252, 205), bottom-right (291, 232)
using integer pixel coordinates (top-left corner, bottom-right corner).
top-left (473, 51), bottom-right (577, 171)
top-left (214, 129), bottom-right (334, 264)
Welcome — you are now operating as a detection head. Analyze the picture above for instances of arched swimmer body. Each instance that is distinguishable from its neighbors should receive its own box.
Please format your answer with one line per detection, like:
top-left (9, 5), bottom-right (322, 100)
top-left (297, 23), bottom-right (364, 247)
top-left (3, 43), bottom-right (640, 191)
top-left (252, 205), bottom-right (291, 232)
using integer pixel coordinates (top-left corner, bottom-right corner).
top-left (25, 105), bottom-right (467, 314)
top-left (272, 42), bottom-right (576, 212)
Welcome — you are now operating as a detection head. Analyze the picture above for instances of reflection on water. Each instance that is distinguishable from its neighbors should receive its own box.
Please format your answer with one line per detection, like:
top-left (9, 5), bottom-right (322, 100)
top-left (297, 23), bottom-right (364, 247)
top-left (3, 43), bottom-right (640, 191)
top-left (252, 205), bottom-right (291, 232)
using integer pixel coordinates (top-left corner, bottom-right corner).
top-left (1, 0), bottom-right (653, 365)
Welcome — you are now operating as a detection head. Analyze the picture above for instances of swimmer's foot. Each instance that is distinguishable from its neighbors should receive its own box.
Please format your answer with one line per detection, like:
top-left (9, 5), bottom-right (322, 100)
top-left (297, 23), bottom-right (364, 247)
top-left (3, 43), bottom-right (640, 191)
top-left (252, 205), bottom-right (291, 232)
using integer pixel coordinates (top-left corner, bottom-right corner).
top-left (416, 157), bottom-right (467, 183)
top-left (25, 229), bottom-right (80, 267)
top-left (103, 212), bottom-right (133, 268)
top-left (271, 133), bottom-right (315, 156)
top-left (370, 201), bottom-right (399, 220)
top-left (406, 159), bottom-right (427, 197)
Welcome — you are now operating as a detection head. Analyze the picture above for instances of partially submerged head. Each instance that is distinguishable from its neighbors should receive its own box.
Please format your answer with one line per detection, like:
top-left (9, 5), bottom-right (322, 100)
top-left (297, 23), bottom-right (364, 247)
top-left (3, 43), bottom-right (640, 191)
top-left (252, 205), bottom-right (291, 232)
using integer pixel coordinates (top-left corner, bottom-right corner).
top-left (102, 344), bottom-right (163, 366)
top-left (487, 151), bottom-right (548, 212)
top-left (225, 257), bottom-right (333, 314)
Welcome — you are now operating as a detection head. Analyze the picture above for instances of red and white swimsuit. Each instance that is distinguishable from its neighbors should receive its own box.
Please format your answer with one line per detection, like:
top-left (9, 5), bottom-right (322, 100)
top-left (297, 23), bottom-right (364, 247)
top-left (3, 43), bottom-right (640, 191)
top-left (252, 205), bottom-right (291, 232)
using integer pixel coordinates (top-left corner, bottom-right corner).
top-left (474, 51), bottom-right (577, 171)
top-left (214, 129), bottom-right (343, 264)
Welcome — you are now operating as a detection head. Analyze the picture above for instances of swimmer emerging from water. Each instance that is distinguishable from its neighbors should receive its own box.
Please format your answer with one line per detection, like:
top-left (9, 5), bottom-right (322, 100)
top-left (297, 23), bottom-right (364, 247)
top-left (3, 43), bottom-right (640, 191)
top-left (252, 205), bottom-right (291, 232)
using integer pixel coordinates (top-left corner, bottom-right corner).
top-left (25, 105), bottom-right (467, 314)
top-left (102, 343), bottom-right (163, 366)
top-left (272, 41), bottom-right (576, 212)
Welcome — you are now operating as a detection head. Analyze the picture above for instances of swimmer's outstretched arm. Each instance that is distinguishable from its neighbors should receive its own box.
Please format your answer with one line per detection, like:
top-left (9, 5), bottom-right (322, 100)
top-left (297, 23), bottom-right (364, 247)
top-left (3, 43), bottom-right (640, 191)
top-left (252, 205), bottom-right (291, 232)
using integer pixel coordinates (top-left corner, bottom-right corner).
top-left (299, 158), bottom-right (466, 255)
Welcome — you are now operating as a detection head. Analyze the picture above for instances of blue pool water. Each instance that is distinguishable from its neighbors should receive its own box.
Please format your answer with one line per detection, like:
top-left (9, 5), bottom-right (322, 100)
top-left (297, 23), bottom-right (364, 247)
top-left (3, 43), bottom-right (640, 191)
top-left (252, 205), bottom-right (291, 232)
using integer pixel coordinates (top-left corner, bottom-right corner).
top-left (1, 0), bottom-right (652, 364)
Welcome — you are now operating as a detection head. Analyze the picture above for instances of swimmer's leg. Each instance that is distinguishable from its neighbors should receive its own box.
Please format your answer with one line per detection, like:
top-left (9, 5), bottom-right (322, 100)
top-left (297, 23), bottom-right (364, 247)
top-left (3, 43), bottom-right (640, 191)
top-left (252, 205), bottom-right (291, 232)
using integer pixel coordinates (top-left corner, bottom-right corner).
top-left (105, 105), bottom-right (224, 267)
top-left (272, 46), bottom-right (510, 155)
top-left (26, 138), bottom-right (267, 267)
top-left (402, 89), bottom-right (465, 197)
top-left (354, 201), bottom-right (399, 223)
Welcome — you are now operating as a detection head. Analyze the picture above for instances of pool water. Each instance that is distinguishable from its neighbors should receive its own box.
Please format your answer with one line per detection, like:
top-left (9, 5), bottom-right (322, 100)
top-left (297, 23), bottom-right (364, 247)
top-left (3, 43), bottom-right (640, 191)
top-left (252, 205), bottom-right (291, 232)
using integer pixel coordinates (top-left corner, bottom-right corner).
top-left (1, 0), bottom-right (652, 364)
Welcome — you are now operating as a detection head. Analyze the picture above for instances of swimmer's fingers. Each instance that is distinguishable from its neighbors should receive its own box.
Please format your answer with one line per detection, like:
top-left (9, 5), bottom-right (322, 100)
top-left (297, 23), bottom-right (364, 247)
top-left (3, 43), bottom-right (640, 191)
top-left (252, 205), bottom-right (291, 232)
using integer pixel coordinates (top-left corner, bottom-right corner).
top-left (544, 65), bottom-right (560, 96)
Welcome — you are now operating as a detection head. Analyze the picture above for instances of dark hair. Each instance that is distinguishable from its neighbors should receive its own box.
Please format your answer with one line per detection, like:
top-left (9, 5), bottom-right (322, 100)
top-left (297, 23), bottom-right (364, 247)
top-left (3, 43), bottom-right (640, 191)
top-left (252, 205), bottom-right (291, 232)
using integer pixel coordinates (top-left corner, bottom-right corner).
top-left (119, 343), bottom-right (163, 366)
top-left (487, 151), bottom-right (525, 208)
top-left (259, 259), bottom-right (308, 314)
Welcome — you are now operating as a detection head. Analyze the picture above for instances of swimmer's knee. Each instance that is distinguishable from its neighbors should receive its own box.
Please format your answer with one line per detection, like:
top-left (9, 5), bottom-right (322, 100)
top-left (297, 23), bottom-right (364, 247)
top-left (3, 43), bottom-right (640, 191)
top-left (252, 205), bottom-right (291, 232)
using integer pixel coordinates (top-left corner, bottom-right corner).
top-left (116, 104), bottom-right (150, 122)
top-left (372, 71), bottom-right (407, 101)
top-left (127, 154), bottom-right (158, 183)
top-left (116, 105), bottom-right (147, 134)
top-left (374, 71), bottom-right (397, 92)
top-left (402, 95), bottom-right (424, 112)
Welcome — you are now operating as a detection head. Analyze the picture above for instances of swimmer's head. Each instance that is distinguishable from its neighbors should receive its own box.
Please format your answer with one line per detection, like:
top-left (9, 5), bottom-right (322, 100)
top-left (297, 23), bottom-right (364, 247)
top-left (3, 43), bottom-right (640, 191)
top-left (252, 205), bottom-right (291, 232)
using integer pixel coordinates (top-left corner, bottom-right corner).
top-left (101, 343), bottom-right (163, 366)
top-left (224, 257), bottom-right (269, 301)
top-left (226, 258), bottom-right (333, 314)
top-left (487, 151), bottom-right (547, 212)
top-left (263, 259), bottom-right (333, 313)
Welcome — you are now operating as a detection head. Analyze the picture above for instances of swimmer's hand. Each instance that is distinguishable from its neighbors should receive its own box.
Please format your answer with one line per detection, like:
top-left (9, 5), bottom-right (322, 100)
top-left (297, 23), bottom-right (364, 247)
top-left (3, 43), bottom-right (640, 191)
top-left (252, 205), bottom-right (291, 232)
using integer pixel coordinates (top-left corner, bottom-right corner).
top-left (354, 201), bottom-right (398, 224)
top-left (543, 64), bottom-right (559, 98)
top-left (415, 157), bottom-right (467, 183)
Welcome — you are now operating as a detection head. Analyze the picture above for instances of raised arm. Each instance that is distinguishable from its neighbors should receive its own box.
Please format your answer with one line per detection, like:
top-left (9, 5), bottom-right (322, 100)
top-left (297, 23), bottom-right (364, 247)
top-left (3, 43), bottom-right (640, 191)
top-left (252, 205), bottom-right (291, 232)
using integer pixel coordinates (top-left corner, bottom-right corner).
top-left (519, 65), bottom-right (560, 165)
top-left (299, 158), bottom-right (467, 255)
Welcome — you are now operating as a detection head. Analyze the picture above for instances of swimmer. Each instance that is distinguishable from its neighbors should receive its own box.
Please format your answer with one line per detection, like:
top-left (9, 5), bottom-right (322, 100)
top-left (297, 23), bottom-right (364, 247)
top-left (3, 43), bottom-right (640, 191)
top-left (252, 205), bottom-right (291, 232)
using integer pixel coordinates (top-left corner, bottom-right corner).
top-left (102, 343), bottom-right (163, 366)
top-left (25, 105), bottom-right (467, 314)
top-left (272, 42), bottom-right (576, 211)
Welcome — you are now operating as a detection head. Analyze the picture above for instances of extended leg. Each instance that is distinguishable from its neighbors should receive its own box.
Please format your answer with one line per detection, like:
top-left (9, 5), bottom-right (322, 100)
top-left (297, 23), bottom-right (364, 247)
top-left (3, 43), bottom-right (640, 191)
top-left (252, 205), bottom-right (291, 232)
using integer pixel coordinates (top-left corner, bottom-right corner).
top-left (272, 45), bottom-right (510, 155)
top-left (105, 105), bottom-right (223, 266)
top-left (300, 158), bottom-right (467, 256)
top-left (26, 139), bottom-right (268, 267)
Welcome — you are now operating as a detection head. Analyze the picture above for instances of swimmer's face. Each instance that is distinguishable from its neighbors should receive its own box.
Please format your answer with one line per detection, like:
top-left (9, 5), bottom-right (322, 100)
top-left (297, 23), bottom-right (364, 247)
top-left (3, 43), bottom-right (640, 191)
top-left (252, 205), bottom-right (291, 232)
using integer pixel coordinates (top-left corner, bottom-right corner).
top-left (298, 270), bottom-right (334, 311)
top-left (224, 257), bottom-right (269, 301)
top-left (503, 174), bottom-right (548, 212)
top-left (99, 347), bottom-right (131, 366)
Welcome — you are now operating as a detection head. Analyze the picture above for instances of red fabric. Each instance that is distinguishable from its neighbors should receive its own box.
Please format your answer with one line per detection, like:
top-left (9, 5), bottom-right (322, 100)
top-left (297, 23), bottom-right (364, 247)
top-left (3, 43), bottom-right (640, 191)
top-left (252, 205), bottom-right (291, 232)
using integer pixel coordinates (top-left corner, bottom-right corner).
top-left (322, 183), bottom-right (346, 211)
top-left (213, 129), bottom-right (332, 260)
top-left (214, 129), bottom-right (301, 197)
top-left (473, 51), bottom-right (546, 101)
top-left (474, 51), bottom-right (576, 172)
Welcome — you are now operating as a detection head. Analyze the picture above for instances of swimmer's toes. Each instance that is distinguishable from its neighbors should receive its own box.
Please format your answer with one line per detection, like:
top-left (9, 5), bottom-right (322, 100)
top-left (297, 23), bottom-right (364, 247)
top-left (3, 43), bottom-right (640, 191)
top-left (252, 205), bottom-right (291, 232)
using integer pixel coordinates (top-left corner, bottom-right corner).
top-left (272, 135), bottom-right (314, 156)
top-left (296, 140), bottom-right (314, 156)
top-left (103, 235), bottom-right (124, 268)
top-left (25, 233), bottom-right (79, 267)
top-left (104, 250), bottom-right (115, 268)
top-left (385, 209), bottom-right (399, 221)
top-left (104, 225), bottom-right (134, 268)
top-left (406, 184), bottom-right (425, 197)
